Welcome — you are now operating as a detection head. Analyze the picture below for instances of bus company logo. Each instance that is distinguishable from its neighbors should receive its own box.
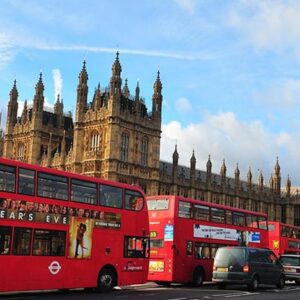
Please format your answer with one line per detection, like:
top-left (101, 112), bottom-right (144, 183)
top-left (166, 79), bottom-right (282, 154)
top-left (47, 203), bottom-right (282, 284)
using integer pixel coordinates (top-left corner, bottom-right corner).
top-left (48, 261), bottom-right (62, 275)
top-left (124, 263), bottom-right (143, 271)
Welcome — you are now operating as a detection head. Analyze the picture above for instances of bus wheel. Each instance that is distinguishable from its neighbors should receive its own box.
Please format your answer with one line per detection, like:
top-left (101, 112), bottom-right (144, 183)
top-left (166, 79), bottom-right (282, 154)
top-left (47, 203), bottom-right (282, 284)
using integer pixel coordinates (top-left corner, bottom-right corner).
top-left (97, 268), bottom-right (116, 292)
top-left (192, 268), bottom-right (204, 287)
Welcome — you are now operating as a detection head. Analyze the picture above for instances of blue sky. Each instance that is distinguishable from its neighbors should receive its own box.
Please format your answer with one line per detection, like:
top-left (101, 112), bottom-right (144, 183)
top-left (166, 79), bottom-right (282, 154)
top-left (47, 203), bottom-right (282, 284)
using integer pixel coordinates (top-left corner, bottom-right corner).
top-left (1, 0), bottom-right (300, 188)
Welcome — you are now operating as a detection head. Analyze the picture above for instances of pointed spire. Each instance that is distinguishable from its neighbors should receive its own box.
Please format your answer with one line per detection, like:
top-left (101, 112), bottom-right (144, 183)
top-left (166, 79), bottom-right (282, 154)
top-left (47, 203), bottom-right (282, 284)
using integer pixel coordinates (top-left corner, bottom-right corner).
top-left (93, 82), bottom-right (102, 110)
top-left (35, 72), bottom-right (44, 96)
top-left (135, 80), bottom-right (140, 101)
top-left (172, 144), bottom-right (179, 166)
top-left (153, 70), bottom-right (162, 93)
top-left (79, 60), bottom-right (88, 84)
top-left (122, 78), bottom-right (130, 98)
top-left (190, 150), bottom-right (196, 170)
top-left (235, 163), bottom-right (240, 178)
top-left (258, 170), bottom-right (264, 187)
top-left (33, 73), bottom-right (44, 113)
top-left (247, 166), bottom-right (252, 186)
top-left (286, 175), bottom-right (291, 196)
top-left (112, 51), bottom-right (122, 77)
top-left (21, 100), bottom-right (28, 123)
top-left (206, 154), bottom-right (212, 174)
top-left (274, 156), bottom-right (280, 175)
top-left (220, 159), bottom-right (226, 177)
top-left (10, 79), bottom-right (18, 100)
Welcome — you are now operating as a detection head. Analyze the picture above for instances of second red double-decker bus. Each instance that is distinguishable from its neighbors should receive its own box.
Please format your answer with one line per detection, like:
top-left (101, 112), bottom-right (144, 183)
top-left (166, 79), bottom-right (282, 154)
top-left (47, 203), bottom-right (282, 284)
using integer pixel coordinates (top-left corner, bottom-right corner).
top-left (268, 221), bottom-right (300, 256)
top-left (147, 195), bottom-right (268, 286)
top-left (0, 158), bottom-right (150, 293)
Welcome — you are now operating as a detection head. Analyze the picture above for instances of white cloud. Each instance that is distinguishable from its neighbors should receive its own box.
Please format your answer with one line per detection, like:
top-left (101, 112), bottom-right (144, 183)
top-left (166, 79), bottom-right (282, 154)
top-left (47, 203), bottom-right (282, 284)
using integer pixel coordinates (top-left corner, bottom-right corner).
top-left (175, 97), bottom-right (193, 112)
top-left (174, 0), bottom-right (197, 14)
top-left (34, 43), bottom-right (214, 61)
top-left (160, 111), bottom-right (300, 186)
top-left (227, 1), bottom-right (300, 54)
top-left (252, 79), bottom-right (300, 111)
top-left (52, 69), bottom-right (63, 101)
top-left (0, 32), bottom-right (14, 70)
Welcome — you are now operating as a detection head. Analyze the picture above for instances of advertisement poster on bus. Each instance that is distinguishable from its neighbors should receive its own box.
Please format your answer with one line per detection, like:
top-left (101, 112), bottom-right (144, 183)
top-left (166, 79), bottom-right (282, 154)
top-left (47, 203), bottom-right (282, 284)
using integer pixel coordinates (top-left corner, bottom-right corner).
top-left (193, 224), bottom-right (261, 244)
top-left (164, 224), bottom-right (174, 241)
top-left (68, 217), bottom-right (94, 259)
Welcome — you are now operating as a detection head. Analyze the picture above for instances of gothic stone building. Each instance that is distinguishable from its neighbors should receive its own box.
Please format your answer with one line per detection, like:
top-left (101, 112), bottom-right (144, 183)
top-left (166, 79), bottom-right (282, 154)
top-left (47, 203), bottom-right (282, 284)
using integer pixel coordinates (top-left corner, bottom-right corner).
top-left (1, 53), bottom-right (299, 225)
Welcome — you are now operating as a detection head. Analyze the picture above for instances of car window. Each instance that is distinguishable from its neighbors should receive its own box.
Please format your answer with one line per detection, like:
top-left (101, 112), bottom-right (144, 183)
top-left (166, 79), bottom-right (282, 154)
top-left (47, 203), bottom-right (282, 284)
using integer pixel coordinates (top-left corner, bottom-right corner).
top-left (280, 256), bottom-right (300, 266)
top-left (214, 248), bottom-right (246, 266)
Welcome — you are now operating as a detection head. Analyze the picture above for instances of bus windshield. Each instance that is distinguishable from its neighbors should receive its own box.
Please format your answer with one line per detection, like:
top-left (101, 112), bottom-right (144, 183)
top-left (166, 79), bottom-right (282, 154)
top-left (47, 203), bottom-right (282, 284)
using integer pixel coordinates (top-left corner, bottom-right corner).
top-left (147, 199), bottom-right (169, 211)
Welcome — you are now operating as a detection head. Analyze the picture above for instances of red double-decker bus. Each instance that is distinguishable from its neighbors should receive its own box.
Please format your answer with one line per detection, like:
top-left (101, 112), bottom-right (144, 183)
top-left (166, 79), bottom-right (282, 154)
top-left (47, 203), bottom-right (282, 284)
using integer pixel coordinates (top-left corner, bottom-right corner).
top-left (268, 221), bottom-right (300, 256)
top-left (0, 158), bottom-right (150, 293)
top-left (147, 195), bottom-right (268, 286)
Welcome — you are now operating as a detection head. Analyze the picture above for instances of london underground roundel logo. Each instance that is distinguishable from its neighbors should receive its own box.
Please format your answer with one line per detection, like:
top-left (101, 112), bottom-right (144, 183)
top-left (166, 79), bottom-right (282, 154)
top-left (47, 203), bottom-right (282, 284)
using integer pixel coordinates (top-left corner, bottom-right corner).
top-left (48, 261), bottom-right (61, 275)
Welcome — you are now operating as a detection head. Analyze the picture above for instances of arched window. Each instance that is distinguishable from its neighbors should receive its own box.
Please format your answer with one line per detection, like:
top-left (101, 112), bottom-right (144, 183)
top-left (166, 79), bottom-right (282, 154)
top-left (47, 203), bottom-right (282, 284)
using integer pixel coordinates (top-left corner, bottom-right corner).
top-left (17, 143), bottom-right (25, 160)
top-left (141, 137), bottom-right (148, 166)
top-left (90, 131), bottom-right (100, 151)
top-left (121, 133), bottom-right (129, 162)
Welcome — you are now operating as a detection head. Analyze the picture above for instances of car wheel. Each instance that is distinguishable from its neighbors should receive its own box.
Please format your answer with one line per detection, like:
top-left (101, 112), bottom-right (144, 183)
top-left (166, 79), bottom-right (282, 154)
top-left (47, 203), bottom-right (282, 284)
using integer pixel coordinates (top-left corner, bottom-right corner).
top-left (276, 275), bottom-right (285, 289)
top-left (217, 283), bottom-right (227, 289)
top-left (248, 276), bottom-right (259, 292)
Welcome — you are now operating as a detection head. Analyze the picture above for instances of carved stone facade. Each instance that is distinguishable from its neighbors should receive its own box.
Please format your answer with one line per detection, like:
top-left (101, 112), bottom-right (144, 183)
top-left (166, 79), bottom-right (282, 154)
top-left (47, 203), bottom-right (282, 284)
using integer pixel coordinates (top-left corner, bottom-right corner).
top-left (2, 53), bottom-right (162, 195)
top-left (1, 53), bottom-right (299, 225)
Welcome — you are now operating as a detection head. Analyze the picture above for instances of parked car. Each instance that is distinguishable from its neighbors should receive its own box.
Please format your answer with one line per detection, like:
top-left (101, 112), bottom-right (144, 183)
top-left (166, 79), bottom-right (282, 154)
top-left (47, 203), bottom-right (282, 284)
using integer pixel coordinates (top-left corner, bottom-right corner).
top-left (279, 254), bottom-right (300, 284)
top-left (212, 246), bottom-right (285, 291)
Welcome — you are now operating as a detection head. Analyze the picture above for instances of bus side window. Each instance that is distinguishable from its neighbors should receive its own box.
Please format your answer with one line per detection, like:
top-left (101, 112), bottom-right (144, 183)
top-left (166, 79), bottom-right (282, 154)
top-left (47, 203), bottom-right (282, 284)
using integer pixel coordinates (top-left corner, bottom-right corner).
top-left (0, 164), bottom-right (16, 193)
top-left (18, 168), bottom-right (35, 196)
top-left (124, 236), bottom-right (149, 258)
top-left (0, 226), bottom-right (12, 255)
top-left (186, 240), bottom-right (193, 256)
top-left (125, 190), bottom-right (144, 211)
top-left (13, 228), bottom-right (32, 255)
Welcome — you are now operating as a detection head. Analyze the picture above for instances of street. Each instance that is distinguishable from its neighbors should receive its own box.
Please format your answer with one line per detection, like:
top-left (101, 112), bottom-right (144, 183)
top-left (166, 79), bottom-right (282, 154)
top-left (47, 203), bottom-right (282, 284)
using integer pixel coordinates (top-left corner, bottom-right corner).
top-left (1, 282), bottom-right (300, 300)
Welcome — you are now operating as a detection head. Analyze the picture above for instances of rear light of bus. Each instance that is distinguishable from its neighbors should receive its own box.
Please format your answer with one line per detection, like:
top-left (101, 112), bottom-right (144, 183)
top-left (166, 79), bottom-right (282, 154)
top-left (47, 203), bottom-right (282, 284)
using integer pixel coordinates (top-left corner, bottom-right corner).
top-left (243, 265), bottom-right (249, 272)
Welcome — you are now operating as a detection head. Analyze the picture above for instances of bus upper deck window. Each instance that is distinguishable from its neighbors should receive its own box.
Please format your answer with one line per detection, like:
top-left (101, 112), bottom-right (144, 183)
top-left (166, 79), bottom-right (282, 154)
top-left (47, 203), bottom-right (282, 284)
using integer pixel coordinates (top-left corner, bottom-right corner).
top-left (0, 164), bottom-right (16, 193)
top-left (18, 168), bottom-right (35, 196)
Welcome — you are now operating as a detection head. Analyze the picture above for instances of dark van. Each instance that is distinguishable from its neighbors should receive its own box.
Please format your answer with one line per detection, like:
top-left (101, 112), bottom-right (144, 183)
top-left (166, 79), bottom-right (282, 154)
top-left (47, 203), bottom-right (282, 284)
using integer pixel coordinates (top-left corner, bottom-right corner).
top-left (212, 247), bottom-right (285, 291)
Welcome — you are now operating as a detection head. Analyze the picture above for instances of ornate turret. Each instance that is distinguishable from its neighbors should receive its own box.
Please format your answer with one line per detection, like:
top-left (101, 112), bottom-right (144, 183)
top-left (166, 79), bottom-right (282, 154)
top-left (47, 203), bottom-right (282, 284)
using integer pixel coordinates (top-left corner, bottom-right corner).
top-left (32, 73), bottom-right (44, 113)
top-left (190, 150), bottom-right (196, 171)
top-left (235, 163), bottom-right (240, 187)
top-left (273, 157), bottom-right (281, 195)
top-left (258, 170), bottom-right (264, 188)
top-left (286, 175), bottom-right (291, 197)
top-left (220, 159), bottom-right (227, 181)
top-left (152, 70), bottom-right (162, 122)
top-left (247, 167), bottom-right (252, 188)
top-left (110, 52), bottom-right (122, 98)
top-left (172, 144), bottom-right (179, 181)
top-left (123, 78), bottom-right (130, 98)
top-left (75, 61), bottom-right (88, 123)
top-left (135, 81), bottom-right (140, 101)
top-left (6, 80), bottom-right (18, 134)
top-left (206, 155), bottom-right (212, 174)
top-left (93, 83), bottom-right (102, 110)
top-left (20, 100), bottom-right (28, 124)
